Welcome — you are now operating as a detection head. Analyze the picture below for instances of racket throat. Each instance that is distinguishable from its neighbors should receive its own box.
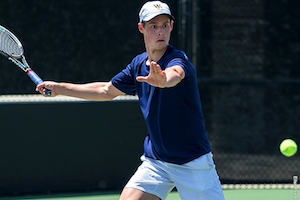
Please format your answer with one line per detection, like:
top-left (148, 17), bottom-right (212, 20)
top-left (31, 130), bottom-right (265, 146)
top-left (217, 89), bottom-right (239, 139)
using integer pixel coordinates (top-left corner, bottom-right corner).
top-left (8, 57), bottom-right (29, 72)
top-left (26, 70), bottom-right (33, 75)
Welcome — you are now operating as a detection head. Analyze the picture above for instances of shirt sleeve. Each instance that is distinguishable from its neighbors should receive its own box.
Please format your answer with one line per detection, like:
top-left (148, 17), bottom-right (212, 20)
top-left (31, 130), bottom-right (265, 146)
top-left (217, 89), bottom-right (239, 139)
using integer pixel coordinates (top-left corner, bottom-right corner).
top-left (111, 64), bottom-right (137, 95)
top-left (165, 57), bottom-right (189, 78)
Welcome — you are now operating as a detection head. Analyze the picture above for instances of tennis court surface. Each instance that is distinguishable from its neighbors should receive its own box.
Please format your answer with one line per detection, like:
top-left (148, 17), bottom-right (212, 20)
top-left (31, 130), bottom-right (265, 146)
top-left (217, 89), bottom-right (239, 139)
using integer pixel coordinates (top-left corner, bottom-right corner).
top-left (0, 187), bottom-right (298, 200)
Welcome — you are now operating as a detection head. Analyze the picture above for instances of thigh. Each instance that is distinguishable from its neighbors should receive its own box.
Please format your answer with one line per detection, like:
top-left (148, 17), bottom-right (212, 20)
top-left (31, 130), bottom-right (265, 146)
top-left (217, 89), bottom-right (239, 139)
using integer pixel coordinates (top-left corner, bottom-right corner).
top-left (119, 187), bottom-right (159, 200)
top-left (170, 153), bottom-right (225, 200)
top-left (123, 156), bottom-right (175, 200)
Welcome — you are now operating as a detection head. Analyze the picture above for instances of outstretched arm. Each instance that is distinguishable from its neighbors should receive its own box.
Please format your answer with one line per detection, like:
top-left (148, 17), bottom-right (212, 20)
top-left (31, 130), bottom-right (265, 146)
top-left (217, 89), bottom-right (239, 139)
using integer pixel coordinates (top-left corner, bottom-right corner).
top-left (136, 61), bottom-right (185, 88)
top-left (36, 81), bottom-right (125, 101)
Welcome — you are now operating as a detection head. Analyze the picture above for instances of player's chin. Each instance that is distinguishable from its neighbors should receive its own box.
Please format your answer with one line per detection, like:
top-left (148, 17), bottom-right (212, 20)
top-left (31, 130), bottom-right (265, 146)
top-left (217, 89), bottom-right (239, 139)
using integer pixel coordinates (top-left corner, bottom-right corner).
top-left (155, 42), bottom-right (168, 49)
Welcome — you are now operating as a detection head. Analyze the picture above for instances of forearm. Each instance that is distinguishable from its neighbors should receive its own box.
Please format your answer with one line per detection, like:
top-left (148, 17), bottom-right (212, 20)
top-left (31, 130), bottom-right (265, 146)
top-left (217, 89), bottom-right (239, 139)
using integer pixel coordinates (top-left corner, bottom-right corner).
top-left (55, 82), bottom-right (114, 101)
top-left (165, 72), bottom-right (183, 88)
top-left (37, 81), bottom-right (123, 101)
top-left (136, 63), bottom-right (185, 88)
top-left (164, 66), bottom-right (185, 88)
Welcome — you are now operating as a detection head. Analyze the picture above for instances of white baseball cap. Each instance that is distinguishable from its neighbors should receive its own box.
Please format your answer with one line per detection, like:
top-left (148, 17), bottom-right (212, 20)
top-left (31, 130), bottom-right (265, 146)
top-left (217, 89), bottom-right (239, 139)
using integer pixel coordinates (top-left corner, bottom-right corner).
top-left (139, 1), bottom-right (175, 23)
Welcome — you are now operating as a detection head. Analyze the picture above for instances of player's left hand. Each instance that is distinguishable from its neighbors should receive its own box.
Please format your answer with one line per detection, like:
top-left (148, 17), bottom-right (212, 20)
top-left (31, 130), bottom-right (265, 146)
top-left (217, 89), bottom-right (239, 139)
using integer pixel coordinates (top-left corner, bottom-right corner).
top-left (136, 61), bottom-right (167, 88)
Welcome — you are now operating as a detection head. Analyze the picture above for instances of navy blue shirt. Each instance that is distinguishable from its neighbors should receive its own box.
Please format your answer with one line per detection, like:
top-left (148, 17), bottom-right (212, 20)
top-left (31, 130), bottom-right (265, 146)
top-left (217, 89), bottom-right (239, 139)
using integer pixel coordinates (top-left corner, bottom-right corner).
top-left (111, 45), bottom-right (212, 164)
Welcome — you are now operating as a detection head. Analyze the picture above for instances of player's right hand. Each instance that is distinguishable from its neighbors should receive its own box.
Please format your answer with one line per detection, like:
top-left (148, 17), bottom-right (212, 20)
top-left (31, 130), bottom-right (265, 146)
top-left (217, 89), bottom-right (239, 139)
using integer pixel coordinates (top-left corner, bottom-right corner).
top-left (36, 81), bottom-right (58, 97)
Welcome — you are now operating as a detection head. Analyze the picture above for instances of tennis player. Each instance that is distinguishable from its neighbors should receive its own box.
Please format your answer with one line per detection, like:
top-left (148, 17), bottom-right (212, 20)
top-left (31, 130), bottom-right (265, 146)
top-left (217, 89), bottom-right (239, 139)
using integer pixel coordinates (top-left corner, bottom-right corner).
top-left (37, 1), bottom-right (225, 200)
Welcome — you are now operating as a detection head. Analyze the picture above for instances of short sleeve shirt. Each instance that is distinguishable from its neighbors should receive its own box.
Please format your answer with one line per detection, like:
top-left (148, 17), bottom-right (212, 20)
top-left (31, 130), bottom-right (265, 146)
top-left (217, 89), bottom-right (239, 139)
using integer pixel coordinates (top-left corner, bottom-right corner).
top-left (111, 45), bottom-right (212, 164)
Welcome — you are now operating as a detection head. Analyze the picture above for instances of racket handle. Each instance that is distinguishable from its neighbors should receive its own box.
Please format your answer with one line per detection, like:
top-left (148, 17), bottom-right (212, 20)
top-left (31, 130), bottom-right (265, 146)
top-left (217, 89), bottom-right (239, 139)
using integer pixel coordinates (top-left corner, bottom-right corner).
top-left (27, 70), bottom-right (51, 96)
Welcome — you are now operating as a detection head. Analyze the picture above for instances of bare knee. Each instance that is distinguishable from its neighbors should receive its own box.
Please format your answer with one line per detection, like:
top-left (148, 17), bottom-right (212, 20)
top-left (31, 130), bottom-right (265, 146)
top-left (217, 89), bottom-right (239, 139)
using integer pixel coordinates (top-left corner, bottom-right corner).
top-left (119, 188), bottom-right (160, 200)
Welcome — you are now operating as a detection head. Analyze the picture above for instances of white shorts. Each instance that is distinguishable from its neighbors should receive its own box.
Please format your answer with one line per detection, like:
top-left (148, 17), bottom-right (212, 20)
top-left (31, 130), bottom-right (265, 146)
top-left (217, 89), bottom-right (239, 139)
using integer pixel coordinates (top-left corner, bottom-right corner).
top-left (124, 152), bottom-right (225, 200)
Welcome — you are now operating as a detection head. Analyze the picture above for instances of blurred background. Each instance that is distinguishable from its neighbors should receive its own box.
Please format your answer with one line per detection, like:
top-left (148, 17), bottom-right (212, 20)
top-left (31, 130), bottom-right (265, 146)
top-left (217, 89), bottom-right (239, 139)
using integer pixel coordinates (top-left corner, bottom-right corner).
top-left (0, 0), bottom-right (300, 197)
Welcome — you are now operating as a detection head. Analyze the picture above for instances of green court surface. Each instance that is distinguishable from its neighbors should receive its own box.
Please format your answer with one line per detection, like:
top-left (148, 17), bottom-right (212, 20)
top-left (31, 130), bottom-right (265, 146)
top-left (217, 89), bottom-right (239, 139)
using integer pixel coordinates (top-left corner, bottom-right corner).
top-left (224, 189), bottom-right (295, 200)
top-left (0, 189), bottom-right (297, 200)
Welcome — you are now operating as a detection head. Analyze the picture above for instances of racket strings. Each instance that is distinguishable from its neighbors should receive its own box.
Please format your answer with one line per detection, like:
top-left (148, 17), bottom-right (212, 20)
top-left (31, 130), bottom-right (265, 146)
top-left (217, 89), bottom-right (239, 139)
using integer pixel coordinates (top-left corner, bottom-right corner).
top-left (0, 28), bottom-right (23, 57)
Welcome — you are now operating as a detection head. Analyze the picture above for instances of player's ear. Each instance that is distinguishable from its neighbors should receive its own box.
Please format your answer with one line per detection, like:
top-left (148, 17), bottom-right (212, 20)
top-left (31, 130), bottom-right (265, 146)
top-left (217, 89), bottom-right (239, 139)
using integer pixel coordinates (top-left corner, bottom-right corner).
top-left (138, 23), bottom-right (144, 33)
top-left (170, 20), bottom-right (174, 31)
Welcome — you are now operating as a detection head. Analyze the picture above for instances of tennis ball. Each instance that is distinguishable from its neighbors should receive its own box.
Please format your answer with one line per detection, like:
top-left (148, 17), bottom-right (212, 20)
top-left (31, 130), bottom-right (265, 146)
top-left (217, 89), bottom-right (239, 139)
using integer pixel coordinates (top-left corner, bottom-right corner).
top-left (280, 139), bottom-right (297, 157)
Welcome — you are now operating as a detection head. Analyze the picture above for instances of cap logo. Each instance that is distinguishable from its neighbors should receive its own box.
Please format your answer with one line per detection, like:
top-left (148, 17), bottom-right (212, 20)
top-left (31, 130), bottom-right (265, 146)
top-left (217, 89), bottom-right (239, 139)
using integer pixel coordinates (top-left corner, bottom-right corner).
top-left (154, 3), bottom-right (163, 10)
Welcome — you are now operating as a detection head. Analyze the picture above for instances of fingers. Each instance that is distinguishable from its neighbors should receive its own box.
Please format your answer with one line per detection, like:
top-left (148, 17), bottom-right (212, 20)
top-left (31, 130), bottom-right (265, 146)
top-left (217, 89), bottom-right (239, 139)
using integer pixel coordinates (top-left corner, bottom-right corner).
top-left (36, 85), bottom-right (47, 96)
top-left (36, 83), bottom-right (45, 93)
top-left (136, 76), bottom-right (147, 82)
top-left (136, 61), bottom-right (167, 88)
top-left (136, 62), bottom-right (161, 83)
top-left (36, 82), bottom-right (54, 97)
top-left (149, 61), bottom-right (162, 75)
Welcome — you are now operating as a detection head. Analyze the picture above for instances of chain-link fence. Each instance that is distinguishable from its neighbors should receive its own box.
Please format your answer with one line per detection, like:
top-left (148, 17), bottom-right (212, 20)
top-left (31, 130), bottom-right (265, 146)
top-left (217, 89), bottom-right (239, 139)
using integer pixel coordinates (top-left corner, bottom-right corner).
top-left (0, 0), bottom-right (299, 186)
top-left (197, 0), bottom-right (300, 183)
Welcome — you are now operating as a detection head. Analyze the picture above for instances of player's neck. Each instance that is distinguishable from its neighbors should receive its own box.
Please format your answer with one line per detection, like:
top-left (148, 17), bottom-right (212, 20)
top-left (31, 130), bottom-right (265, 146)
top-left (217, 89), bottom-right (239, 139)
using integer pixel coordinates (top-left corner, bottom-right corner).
top-left (146, 45), bottom-right (168, 63)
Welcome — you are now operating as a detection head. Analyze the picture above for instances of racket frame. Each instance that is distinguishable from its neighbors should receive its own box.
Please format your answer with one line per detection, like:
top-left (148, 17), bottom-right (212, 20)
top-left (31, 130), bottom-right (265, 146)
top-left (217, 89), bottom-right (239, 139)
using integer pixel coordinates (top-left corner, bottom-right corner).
top-left (0, 25), bottom-right (51, 96)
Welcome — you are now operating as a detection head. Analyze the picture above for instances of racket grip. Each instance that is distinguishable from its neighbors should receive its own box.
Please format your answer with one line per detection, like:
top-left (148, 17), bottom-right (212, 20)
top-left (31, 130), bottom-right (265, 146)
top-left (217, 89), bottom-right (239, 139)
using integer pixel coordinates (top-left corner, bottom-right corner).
top-left (27, 70), bottom-right (51, 96)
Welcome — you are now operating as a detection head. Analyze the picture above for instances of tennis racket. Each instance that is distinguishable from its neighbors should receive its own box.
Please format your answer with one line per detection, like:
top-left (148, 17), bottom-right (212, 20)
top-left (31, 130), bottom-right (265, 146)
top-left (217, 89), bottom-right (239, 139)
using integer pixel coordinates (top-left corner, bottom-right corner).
top-left (0, 25), bottom-right (51, 96)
